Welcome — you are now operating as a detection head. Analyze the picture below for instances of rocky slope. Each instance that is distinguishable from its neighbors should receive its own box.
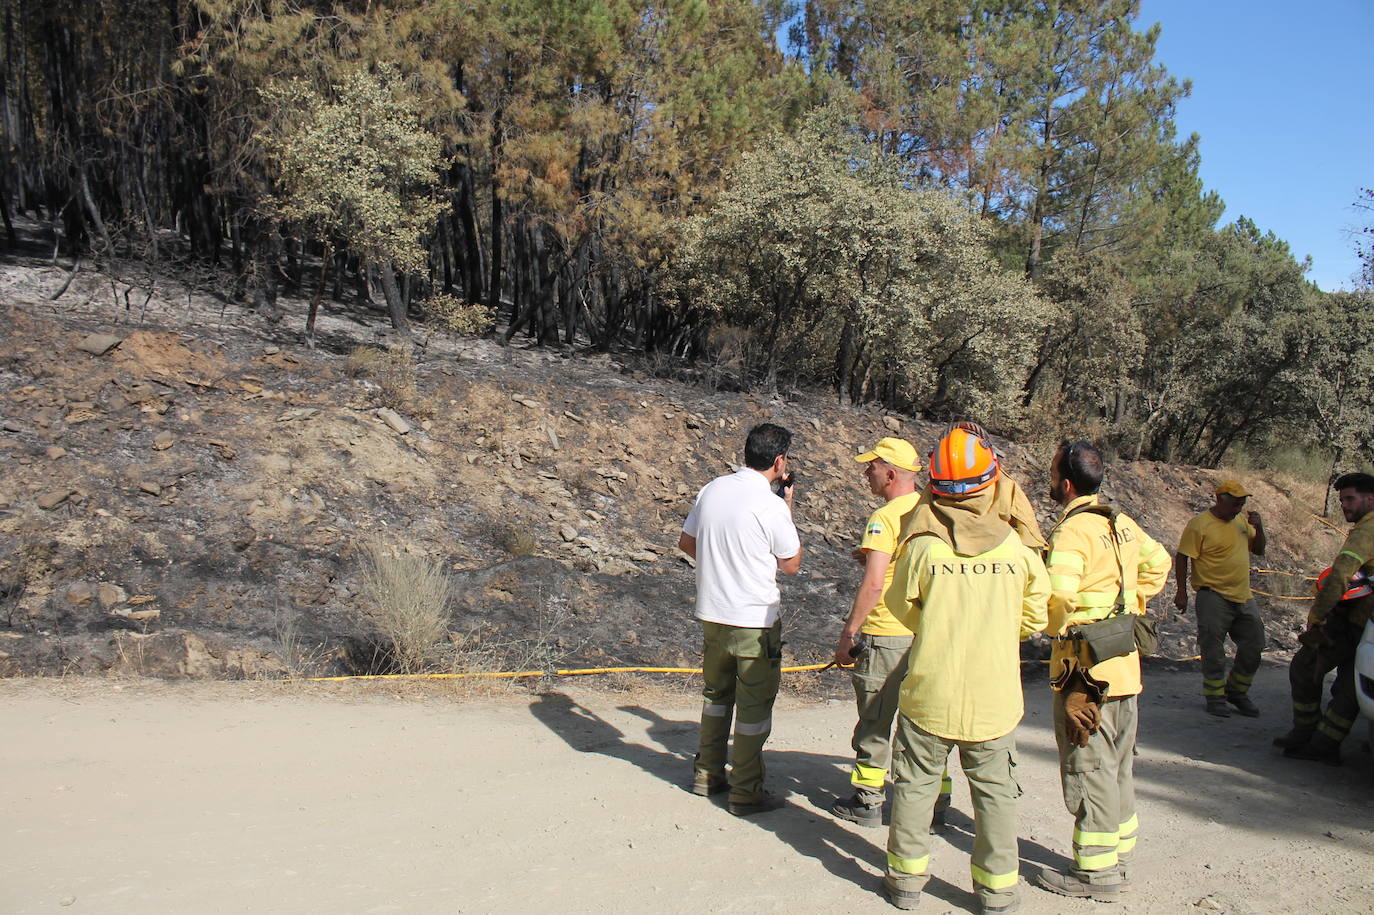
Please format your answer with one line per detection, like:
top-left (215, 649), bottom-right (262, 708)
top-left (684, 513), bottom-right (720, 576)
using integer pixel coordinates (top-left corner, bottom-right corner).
top-left (0, 253), bottom-right (1334, 681)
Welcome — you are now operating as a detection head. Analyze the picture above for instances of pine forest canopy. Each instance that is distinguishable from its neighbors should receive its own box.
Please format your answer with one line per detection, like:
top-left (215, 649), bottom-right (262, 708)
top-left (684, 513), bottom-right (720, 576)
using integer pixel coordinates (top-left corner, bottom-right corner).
top-left (0, 0), bottom-right (1369, 471)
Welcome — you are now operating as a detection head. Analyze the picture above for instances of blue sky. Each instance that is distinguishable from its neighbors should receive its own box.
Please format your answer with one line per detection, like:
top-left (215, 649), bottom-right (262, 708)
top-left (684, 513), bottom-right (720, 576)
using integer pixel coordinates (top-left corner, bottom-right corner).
top-left (1141, 0), bottom-right (1373, 290)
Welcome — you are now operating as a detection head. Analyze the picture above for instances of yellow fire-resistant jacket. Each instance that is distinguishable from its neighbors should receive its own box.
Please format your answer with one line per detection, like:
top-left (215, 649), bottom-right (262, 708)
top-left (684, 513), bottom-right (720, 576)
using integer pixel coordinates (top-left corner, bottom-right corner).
top-left (1045, 495), bottom-right (1170, 698)
top-left (1310, 511), bottom-right (1374, 627)
top-left (885, 528), bottom-right (1050, 742)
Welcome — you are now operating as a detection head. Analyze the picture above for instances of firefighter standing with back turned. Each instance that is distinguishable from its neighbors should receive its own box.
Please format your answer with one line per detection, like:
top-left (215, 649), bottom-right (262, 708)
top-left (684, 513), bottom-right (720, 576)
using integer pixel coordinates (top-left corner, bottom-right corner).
top-left (1276, 471), bottom-right (1374, 764)
top-left (880, 424), bottom-right (1049, 914)
top-left (1037, 441), bottom-right (1170, 903)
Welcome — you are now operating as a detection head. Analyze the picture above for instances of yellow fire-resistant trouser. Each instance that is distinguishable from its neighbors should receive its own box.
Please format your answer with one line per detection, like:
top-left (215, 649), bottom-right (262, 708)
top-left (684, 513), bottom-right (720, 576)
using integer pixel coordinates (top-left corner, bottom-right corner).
top-left (886, 715), bottom-right (1021, 907)
top-left (849, 635), bottom-right (952, 813)
top-left (1054, 691), bottom-right (1138, 882)
top-left (1195, 588), bottom-right (1264, 698)
top-left (695, 620), bottom-right (782, 803)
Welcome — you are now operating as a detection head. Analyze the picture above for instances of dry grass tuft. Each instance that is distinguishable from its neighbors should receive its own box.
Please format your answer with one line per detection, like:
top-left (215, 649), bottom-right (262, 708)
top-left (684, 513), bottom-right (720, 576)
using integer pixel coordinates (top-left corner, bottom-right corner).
top-left (490, 523), bottom-right (539, 557)
top-left (358, 537), bottom-right (453, 674)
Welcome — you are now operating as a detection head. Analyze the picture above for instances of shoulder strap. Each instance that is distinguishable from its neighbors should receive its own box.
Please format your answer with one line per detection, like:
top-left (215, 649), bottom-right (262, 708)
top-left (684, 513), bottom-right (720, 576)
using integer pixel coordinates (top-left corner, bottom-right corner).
top-left (1055, 502), bottom-right (1128, 617)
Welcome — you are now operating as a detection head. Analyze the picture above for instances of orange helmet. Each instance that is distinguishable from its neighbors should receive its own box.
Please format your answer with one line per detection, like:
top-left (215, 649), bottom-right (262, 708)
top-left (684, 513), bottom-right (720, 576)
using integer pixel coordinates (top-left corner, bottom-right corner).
top-left (929, 422), bottom-right (1000, 496)
top-left (1315, 566), bottom-right (1373, 600)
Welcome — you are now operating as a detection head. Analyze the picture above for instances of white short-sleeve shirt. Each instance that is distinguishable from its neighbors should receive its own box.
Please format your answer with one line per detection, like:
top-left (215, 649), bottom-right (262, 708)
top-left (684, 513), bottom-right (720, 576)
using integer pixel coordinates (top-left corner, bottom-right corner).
top-left (682, 467), bottom-right (801, 627)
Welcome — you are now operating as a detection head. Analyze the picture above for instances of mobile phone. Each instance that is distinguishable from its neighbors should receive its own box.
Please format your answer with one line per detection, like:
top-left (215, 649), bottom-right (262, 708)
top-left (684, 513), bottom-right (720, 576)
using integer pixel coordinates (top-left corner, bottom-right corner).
top-left (777, 473), bottom-right (795, 498)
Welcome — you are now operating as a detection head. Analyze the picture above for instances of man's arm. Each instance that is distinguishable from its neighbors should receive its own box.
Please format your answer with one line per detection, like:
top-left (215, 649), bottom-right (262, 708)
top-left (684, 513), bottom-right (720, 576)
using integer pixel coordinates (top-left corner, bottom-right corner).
top-left (1247, 511), bottom-right (1266, 557)
top-left (1136, 531), bottom-right (1170, 608)
top-left (1020, 547), bottom-right (1051, 639)
top-left (677, 532), bottom-right (696, 560)
top-left (1310, 532), bottom-right (1366, 625)
top-left (1172, 553), bottom-right (1190, 613)
top-left (777, 545), bottom-right (804, 576)
top-left (1044, 527), bottom-right (1086, 635)
top-left (834, 549), bottom-right (891, 664)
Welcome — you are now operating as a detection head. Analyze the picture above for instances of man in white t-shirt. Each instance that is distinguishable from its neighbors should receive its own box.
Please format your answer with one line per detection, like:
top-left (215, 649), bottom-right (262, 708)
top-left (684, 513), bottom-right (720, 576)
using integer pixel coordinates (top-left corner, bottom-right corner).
top-left (678, 423), bottom-right (804, 816)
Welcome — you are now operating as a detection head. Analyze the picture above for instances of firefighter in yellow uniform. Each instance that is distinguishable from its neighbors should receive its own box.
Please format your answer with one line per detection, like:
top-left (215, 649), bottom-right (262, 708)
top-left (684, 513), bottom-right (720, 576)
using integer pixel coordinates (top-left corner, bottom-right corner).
top-left (881, 425), bottom-right (1049, 915)
top-left (830, 437), bottom-right (953, 830)
top-left (1037, 441), bottom-right (1169, 903)
top-left (1277, 472), bottom-right (1374, 764)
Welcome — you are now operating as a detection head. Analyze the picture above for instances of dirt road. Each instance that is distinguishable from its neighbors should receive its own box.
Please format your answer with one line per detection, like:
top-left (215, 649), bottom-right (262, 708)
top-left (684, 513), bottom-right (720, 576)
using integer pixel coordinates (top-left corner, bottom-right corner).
top-left (4, 663), bottom-right (1371, 914)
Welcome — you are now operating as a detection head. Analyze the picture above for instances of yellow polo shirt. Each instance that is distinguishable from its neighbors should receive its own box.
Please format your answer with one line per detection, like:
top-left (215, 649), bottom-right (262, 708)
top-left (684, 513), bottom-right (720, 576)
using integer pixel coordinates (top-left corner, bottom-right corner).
top-left (859, 491), bottom-right (921, 637)
top-left (1177, 510), bottom-right (1255, 603)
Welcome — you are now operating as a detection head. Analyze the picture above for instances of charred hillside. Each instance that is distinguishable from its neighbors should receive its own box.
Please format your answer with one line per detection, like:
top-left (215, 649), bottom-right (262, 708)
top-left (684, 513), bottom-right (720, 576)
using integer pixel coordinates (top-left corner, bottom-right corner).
top-left (0, 257), bottom-right (1333, 682)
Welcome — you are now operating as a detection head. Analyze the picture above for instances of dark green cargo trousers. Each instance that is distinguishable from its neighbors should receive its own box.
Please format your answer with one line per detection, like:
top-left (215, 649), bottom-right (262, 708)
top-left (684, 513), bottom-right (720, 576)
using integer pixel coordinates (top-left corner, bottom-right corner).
top-left (849, 635), bottom-right (951, 813)
top-left (694, 620), bottom-right (782, 803)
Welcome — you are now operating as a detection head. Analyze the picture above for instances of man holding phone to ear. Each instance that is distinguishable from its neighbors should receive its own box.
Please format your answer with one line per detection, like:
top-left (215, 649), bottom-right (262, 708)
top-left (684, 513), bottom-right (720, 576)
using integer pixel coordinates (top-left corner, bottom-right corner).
top-left (679, 422), bottom-right (803, 815)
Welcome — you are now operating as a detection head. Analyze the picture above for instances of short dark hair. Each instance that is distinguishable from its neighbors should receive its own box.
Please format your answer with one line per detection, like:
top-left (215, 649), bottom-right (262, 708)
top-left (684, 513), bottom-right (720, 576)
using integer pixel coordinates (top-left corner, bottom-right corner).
top-left (1056, 440), bottom-right (1104, 495)
top-left (1333, 472), bottom-right (1374, 494)
top-left (744, 423), bottom-right (792, 471)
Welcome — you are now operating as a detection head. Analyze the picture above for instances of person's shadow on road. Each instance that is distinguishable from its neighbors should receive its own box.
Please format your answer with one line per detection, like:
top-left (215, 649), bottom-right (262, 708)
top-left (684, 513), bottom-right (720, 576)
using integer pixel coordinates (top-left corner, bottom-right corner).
top-left (528, 691), bottom-right (1057, 913)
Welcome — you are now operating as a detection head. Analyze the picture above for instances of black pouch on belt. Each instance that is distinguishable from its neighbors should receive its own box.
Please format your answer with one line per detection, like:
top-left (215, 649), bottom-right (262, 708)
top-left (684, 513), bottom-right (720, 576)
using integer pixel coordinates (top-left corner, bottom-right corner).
top-left (1072, 612), bottom-right (1138, 665)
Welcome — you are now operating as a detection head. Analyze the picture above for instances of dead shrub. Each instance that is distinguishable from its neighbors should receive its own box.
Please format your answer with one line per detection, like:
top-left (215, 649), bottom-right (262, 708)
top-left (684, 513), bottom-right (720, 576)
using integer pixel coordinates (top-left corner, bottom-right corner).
top-left (490, 523), bottom-right (538, 557)
top-left (425, 294), bottom-right (496, 336)
top-left (347, 343), bottom-right (433, 417)
top-left (358, 537), bottom-right (453, 674)
top-left (345, 345), bottom-right (387, 377)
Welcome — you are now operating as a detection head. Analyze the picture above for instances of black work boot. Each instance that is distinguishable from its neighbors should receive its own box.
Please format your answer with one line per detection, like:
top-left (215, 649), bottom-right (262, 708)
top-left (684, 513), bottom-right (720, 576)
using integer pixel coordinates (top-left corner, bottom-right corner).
top-left (830, 793), bottom-right (883, 827)
top-left (1272, 726), bottom-right (1315, 749)
top-left (1282, 742), bottom-right (1343, 766)
top-left (1204, 696), bottom-right (1232, 717)
top-left (1225, 693), bottom-right (1260, 717)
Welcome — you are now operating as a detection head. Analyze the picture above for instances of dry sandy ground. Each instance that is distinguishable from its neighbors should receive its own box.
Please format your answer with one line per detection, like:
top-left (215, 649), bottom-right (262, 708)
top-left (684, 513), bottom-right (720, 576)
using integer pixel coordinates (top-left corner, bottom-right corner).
top-left (3, 663), bottom-right (1372, 915)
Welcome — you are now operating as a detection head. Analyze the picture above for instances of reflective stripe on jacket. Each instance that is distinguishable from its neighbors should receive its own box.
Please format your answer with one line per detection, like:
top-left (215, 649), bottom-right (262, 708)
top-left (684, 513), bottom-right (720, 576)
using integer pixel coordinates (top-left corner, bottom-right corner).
top-left (1045, 495), bottom-right (1169, 697)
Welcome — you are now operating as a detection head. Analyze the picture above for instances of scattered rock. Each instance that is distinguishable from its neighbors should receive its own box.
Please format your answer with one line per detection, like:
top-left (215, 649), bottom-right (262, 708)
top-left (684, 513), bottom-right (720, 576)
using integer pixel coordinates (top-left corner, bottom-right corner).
top-left (629, 550), bottom-right (658, 563)
top-left (883, 415), bottom-right (901, 432)
top-left (375, 408), bottom-right (411, 435)
top-left (263, 345), bottom-right (281, 355)
top-left (74, 333), bottom-right (123, 356)
top-left (278, 408), bottom-right (319, 422)
top-left (808, 417), bottom-right (821, 431)
top-left (64, 409), bottom-right (99, 424)
top-left (208, 440), bottom-right (236, 461)
top-left (564, 411), bottom-right (585, 423)
top-left (2, 419), bottom-right (22, 433)
top-left (37, 489), bottom-right (77, 510)
top-left (546, 426), bottom-right (560, 450)
top-left (559, 524), bottom-right (579, 542)
top-left (138, 481), bottom-right (162, 496)
top-left (46, 446), bottom-right (67, 460)
top-left (97, 583), bottom-right (128, 607)
top-left (151, 430), bottom-right (175, 450)
top-left (65, 583), bottom-right (96, 606)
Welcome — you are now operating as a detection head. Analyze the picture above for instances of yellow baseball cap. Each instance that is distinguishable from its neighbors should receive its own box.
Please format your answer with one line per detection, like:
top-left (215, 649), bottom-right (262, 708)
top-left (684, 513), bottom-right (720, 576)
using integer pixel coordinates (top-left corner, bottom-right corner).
top-left (855, 437), bottom-right (921, 472)
top-left (1216, 480), bottom-right (1251, 498)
